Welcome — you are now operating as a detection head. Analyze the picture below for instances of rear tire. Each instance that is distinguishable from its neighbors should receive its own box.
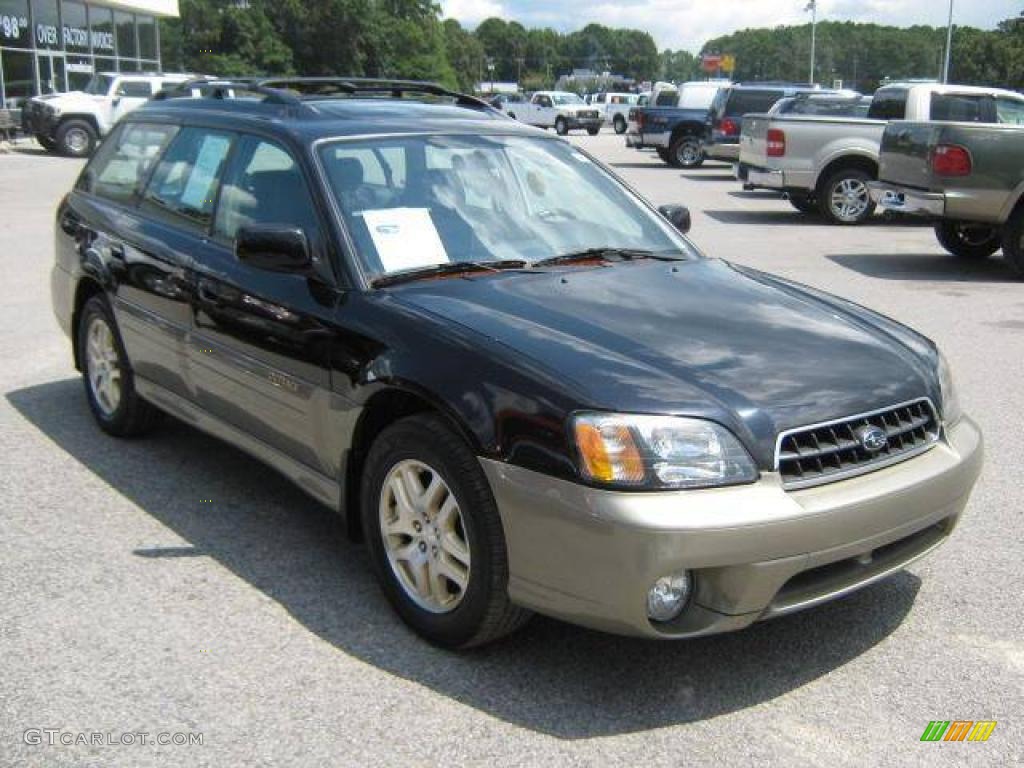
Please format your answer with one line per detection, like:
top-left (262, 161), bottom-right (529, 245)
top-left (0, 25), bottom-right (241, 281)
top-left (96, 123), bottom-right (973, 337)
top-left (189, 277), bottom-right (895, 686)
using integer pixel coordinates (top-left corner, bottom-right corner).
top-left (77, 296), bottom-right (161, 436)
top-left (1000, 209), bottom-right (1024, 277)
top-left (613, 115), bottom-right (626, 134)
top-left (668, 135), bottom-right (704, 168)
top-left (361, 413), bottom-right (531, 648)
top-left (56, 119), bottom-right (97, 157)
top-left (555, 116), bottom-right (568, 136)
top-left (787, 193), bottom-right (819, 215)
top-left (818, 167), bottom-right (876, 224)
top-left (934, 221), bottom-right (1001, 260)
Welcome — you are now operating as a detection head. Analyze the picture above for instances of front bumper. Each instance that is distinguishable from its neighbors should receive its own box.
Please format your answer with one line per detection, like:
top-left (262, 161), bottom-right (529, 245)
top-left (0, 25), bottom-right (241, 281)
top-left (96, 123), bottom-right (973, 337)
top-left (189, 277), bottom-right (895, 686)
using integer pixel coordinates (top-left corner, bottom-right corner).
top-left (482, 417), bottom-right (982, 638)
top-left (868, 181), bottom-right (946, 217)
top-left (567, 116), bottom-right (604, 130)
top-left (22, 103), bottom-right (59, 140)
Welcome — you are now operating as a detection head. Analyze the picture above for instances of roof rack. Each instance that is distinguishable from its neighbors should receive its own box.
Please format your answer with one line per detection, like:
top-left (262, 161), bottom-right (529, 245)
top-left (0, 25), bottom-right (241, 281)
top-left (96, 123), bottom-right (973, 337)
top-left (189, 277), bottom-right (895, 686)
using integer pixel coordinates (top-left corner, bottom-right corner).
top-left (152, 77), bottom-right (302, 106)
top-left (256, 77), bottom-right (491, 108)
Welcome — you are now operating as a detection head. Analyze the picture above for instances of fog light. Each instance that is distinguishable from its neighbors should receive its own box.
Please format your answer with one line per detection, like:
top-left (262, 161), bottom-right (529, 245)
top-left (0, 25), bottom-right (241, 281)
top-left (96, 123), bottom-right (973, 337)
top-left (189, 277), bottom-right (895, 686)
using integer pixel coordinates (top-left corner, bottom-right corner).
top-left (646, 570), bottom-right (692, 623)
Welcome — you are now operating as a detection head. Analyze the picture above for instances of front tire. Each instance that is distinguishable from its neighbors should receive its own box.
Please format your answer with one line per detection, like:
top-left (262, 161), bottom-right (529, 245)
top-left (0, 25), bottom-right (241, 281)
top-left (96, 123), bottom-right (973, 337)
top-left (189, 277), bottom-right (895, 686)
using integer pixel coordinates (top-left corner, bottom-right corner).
top-left (361, 413), bottom-right (531, 648)
top-left (818, 168), bottom-right (876, 224)
top-left (668, 135), bottom-right (704, 168)
top-left (555, 116), bottom-right (568, 136)
top-left (613, 115), bottom-right (626, 134)
top-left (56, 119), bottom-right (97, 157)
top-left (1000, 209), bottom-right (1024, 277)
top-left (934, 221), bottom-right (1001, 260)
top-left (77, 296), bottom-right (161, 436)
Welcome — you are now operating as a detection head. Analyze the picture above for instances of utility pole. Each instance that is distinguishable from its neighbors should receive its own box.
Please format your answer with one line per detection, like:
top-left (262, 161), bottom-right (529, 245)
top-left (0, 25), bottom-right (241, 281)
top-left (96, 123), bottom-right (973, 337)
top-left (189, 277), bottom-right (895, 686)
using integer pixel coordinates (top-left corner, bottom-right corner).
top-left (942, 0), bottom-right (955, 83)
top-left (806, 1), bottom-right (817, 85)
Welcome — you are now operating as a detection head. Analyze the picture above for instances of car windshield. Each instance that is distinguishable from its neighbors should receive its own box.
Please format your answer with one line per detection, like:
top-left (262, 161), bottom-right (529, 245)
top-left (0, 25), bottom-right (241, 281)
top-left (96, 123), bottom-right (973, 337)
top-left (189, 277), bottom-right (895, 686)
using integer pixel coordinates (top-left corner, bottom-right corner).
top-left (83, 74), bottom-right (115, 95)
top-left (552, 93), bottom-right (583, 105)
top-left (318, 134), bottom-right (695, 280)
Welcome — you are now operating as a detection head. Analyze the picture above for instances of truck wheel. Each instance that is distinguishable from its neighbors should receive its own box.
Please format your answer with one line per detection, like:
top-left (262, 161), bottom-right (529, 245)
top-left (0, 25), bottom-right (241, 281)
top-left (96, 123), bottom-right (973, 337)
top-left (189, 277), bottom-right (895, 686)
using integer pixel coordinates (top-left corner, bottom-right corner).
top-left (586, 126), bottom-right (600, 136)
top-left (818, 168), bottom-right (876, 224)
top-left (669, 135), bottom-right (704, 168)
top-left (77, 296), bottom-right (161, 436)
top-left (1000, 210), bottom-right (1024, 277)
top-left (787, 193), bottom-right (819, 215)
top-left (361, 413), bottom-right (531, 648)
top-left (56, 119), bottom-right (97, 157)
top-left (935, 221), bottom-right (1001, 260)
top-left (613, 115), bottom-right (627, 134)
top-left (555, 117), bottom-right (569, 135)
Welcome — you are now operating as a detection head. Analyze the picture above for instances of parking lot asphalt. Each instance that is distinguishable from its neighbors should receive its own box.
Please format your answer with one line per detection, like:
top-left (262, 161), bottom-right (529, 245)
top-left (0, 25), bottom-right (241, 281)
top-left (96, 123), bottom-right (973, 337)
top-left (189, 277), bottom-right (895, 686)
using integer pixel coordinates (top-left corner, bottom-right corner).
top-left (1, 133), bottom-right (1022, 767)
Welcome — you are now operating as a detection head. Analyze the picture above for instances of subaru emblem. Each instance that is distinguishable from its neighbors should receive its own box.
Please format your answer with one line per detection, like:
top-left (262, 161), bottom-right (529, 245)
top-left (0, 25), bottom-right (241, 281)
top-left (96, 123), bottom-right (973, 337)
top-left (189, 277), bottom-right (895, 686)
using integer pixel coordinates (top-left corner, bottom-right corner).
top-left (857, 425), bottom-right (888, 453)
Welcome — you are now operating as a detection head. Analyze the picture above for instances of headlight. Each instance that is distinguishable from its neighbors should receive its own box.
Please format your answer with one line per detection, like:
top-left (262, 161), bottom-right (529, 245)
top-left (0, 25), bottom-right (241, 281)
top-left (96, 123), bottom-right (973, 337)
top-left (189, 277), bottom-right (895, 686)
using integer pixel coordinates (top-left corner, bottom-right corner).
top-left (937, 351), bottom-right (962, 426)
top-left (572, 413), bottom-right (758, 489)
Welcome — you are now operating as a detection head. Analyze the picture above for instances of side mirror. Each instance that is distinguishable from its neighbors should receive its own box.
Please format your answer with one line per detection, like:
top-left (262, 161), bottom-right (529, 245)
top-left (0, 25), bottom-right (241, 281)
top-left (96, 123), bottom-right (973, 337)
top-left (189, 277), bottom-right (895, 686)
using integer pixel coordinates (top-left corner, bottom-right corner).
top-left (659, 204), bottom-right (691, 234)
top-left (236, 225), bottom-right (311, 273)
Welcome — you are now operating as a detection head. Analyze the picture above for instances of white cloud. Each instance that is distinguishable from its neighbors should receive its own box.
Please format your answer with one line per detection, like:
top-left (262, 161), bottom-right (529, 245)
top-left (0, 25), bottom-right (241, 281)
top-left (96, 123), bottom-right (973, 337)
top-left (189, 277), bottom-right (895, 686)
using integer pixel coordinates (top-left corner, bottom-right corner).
top-left (439, 0), bottom-right (1021, 52)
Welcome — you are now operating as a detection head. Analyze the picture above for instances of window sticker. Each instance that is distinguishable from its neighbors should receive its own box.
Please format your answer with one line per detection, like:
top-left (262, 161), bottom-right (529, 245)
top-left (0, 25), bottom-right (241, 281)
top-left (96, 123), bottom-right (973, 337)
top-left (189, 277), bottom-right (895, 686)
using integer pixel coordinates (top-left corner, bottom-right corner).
top-left (180, 135), bottom-right (231, 211)
top-left (361, 208), bottom-right (448, 273)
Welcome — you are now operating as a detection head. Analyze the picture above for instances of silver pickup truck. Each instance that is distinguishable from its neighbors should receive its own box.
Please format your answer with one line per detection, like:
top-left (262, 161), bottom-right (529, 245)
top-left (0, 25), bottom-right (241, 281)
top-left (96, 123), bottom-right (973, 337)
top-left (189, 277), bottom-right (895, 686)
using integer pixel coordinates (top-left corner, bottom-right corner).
top-left (737, 83), bottom-right (1024, 224)
top-left (868, 117), bottom-right (1024, 276)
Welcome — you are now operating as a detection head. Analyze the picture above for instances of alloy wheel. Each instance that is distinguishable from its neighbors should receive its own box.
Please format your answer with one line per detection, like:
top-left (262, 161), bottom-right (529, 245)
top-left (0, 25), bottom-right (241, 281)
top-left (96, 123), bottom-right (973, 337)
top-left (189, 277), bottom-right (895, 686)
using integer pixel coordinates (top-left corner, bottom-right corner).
top-left (829, 177), bottom-right (870, 222)
top-left (85, 315), bottom-right (122, 416)
top-left (378, 459), bottom-right (471, 613)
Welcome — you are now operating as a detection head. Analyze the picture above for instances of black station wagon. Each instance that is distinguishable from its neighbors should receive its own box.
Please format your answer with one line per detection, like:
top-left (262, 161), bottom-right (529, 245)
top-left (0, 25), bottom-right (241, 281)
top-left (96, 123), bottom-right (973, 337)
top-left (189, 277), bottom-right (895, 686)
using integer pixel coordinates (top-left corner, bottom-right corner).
top-left (52, 78), bottom-right (983, 648)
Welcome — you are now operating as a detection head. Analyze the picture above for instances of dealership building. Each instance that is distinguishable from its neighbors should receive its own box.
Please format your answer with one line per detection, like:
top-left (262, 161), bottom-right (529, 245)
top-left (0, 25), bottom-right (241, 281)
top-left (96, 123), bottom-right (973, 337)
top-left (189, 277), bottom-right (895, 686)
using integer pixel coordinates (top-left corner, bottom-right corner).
top-left (0, 0), bottom-right (179, 107)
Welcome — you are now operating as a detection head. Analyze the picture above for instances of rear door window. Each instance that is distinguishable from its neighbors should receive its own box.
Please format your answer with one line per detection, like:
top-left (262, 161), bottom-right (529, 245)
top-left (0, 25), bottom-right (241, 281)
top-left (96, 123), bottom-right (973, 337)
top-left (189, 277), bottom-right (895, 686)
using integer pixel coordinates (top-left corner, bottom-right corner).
top-left (996, 97), bottom-right (1024, 125)
top-left (79, 122), bottom-right (179, 203)
top-left (141, 127), bottom-right (234, 231)
top-left (726, 90), bottom-right (783, 116)
top-left (930, 93), bottom-right (989, 122)
top-left (867, 89), bottom-right (908, 120)
top-left (115, 80), bottom-right (154, 98)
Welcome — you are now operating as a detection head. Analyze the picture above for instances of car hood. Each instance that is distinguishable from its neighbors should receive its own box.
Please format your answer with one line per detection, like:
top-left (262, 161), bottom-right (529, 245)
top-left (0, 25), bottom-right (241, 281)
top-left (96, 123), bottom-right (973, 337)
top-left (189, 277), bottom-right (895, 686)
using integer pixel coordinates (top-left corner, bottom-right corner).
top-left (389, 259), bottom-right (937, 465)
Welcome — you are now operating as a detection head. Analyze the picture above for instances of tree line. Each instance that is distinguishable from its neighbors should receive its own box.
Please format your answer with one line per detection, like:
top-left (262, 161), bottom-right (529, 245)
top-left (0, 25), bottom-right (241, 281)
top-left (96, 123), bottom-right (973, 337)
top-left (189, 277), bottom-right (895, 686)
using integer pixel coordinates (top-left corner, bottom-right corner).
top-left (159, 2), bottom-right (1024, 93)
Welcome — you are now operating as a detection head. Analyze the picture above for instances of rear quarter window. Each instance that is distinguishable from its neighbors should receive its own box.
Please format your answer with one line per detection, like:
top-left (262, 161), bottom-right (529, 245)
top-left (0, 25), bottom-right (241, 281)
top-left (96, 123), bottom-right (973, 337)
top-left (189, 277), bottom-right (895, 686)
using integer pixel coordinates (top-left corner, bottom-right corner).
top-left (78, 122), bottom-right (179, 203)
top-left (867, 89), bottom-right (908, 120)
top-left (655, 90), bottom-right (678, 106)
top-left (930, 93), bottom-right (988, 122)
top-left (726, 90), bottom-right (784, 116)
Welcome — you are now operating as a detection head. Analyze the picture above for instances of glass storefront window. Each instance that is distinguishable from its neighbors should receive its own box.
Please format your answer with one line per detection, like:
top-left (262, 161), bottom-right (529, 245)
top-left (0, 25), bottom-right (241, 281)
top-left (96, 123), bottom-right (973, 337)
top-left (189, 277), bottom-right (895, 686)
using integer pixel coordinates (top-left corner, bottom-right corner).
top-left (60, 1), bottom-right (88, 54)
top-left (0, 0), bottom-right (31, 48)
top-left (137, 14), bottom-right (154, 60)
top-left (30, 0), bottom-right (60, 50)
top-left (1, 47), bottom-right (33, 106)
top-left (94, 55), bottom-right (115, 74)
top-left (114, 10), bottom-right (134, 58)
top-left (66, 56), bottom-right (93, 90)
top-left (89, 6), bottom-right (115, 56)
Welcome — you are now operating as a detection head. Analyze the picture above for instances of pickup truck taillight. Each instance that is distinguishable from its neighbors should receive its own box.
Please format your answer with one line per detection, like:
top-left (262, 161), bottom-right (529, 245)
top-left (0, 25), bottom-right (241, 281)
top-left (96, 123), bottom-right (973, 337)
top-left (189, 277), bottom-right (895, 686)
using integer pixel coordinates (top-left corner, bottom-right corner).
top-left (720, 118), bottom-right (739, 137)
top-left (931, 144), bottom-right (972, 176)
top-left (766, 128), bottom-right (786, 157)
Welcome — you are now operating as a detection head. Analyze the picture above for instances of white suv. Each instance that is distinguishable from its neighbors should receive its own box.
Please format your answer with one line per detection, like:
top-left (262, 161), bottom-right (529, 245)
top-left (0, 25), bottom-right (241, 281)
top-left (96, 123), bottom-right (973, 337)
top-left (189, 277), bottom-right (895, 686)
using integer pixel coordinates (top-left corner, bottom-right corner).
top-left (22, 72), bottom-right (196, 157)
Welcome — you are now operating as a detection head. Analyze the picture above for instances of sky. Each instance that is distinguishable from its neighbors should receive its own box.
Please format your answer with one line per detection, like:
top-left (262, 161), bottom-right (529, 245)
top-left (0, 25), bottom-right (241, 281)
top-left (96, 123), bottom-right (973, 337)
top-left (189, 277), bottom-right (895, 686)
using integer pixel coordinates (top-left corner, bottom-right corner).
top-left (440, 0), bottom-right (1022, 53)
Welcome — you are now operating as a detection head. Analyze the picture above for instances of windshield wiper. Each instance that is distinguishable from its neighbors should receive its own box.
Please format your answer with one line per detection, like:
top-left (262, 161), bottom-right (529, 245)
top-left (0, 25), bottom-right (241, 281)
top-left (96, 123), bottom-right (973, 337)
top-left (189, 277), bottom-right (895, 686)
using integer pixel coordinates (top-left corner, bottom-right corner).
top-left (371, 260), bottom-right (532, 288)
top-left (532, 248), bottom-right (686, 268)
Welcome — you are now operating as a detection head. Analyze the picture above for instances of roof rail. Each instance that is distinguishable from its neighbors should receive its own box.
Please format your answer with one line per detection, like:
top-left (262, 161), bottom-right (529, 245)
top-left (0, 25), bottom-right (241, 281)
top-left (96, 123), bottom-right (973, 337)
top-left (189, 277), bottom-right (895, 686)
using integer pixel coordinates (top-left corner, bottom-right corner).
top-left (256, 77), bottom-right (492, 108)
top-left (152, 77), bottom-right (303, 106)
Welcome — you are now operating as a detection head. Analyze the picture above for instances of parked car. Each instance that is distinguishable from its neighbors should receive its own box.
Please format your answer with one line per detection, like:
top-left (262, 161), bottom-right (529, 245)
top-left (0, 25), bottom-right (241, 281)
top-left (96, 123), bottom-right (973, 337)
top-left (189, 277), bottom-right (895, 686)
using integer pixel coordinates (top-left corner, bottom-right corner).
top-left (591, 92), bottom-right (639, 134)
top-left (705, 83), bottom-right (830, 165)
top-left (737, 83), bottom-right (1024, 224)
top-left (489, 92), bottom-right (526, 117)
top-left (868, 115), bottom-right (1024, 275)
top-left (52, 77), bottom-right (982, 648)
top-left (21, 71), bottom-right (197, 157)
top-left (516, 90), bottom-right (603, 134)
top-left (626, 81), bottom-right (729, 167)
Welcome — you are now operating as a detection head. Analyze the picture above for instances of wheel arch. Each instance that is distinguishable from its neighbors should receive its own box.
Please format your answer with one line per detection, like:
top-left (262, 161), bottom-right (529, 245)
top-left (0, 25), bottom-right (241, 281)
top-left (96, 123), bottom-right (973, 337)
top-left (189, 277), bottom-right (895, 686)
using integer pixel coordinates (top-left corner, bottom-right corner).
top-left (57, 113), bottom-right (101, 137)
top-left (71, 276), bottom-right (106, 371)
top-left (814, 153), bottom-right (878, 194)
top-left (669, 121), bottom-right (703, 145)
top-left (343, 385), bottom-right (483, 541)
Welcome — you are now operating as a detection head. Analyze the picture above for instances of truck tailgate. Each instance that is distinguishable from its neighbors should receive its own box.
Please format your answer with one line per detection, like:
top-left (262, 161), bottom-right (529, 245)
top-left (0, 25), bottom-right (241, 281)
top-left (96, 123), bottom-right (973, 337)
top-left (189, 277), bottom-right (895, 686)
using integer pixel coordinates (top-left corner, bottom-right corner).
top-left (739, 114), bottom-right (770, 166)
top-left (877, 122), bottom-right (940, 190)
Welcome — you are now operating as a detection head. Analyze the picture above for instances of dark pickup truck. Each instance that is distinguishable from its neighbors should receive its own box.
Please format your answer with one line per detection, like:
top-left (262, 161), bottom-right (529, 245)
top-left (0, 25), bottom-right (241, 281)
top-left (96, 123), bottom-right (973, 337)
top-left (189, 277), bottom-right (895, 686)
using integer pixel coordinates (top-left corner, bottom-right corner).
top-left (626, 82), bottom-right (726, 168)
top-left (868, 116), bottom-right (1024, 276)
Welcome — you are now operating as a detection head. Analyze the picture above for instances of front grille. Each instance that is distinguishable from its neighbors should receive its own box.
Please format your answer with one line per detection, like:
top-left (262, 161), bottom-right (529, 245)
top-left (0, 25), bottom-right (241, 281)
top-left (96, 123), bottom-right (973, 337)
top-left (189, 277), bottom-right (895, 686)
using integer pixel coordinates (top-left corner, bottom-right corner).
top-left (776, 398), bottom-right (940, 489)
top-left (579, 110), bottom-right (598, 119)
